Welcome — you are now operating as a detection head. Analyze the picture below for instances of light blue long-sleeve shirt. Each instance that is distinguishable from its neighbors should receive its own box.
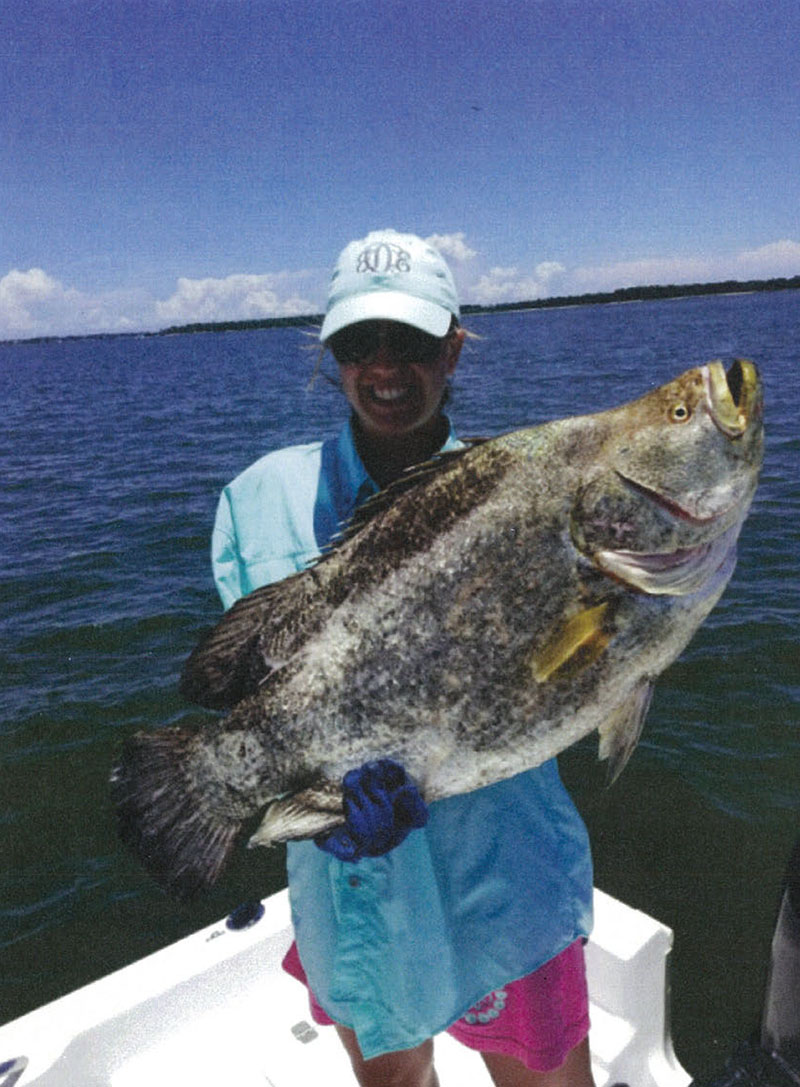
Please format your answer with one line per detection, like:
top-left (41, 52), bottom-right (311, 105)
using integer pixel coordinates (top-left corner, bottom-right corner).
top-left (211, 418), bottom-right (593, 1059)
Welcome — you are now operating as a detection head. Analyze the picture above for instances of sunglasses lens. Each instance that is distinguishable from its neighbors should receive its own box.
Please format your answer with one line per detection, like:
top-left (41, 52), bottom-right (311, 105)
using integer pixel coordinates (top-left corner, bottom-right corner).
top-left (329, 325), bottom-right (375, 365)
top-left (329, 323), bottom-right (444, 366)
top-left (395, 327), bottom-right (442, 364)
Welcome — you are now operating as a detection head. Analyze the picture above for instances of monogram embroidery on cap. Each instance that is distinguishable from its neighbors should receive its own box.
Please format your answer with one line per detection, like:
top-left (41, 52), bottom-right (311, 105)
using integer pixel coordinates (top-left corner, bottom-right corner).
top-left (356, 242), bottom-right (411, 275)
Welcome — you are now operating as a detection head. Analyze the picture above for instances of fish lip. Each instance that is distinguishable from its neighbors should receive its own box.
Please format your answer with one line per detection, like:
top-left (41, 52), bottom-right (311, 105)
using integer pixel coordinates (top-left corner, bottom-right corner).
top-left (594, 521), bottom-right (739, 596)
top-left (614, 470), bottom-right (729, 526)
top-left (702, 359), bottom-right (758, 438)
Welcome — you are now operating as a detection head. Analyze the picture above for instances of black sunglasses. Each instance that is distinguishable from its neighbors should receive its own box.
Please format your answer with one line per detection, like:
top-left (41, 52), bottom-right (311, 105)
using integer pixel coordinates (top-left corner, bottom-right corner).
top-left (327, 321), bottom-right (450, 368)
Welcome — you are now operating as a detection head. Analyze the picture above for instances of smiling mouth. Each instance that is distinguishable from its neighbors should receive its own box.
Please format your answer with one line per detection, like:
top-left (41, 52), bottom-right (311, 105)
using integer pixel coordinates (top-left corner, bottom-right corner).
top-left (366, 385), bottom-right (415, 404)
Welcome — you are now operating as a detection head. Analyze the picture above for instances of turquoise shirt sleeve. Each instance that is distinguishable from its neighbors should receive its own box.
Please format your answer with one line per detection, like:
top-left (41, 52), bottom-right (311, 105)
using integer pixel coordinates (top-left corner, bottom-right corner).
top-left (211, 441), bottom-right (326, 608)
top-left (211, 489), bottom-right (244, 610)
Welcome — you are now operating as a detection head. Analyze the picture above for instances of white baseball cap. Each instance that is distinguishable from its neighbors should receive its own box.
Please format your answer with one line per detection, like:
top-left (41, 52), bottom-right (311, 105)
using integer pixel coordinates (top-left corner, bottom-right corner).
top-left (320, 229), bottom-right (460, 342)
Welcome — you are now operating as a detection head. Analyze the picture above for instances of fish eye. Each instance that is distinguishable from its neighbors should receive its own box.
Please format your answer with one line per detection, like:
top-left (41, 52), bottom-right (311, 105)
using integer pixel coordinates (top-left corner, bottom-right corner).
top-left (669, 402), bottom-right (691, 423)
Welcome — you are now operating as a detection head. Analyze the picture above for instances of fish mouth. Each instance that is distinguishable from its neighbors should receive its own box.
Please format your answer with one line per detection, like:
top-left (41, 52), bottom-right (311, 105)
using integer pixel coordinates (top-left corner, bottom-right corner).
top-left (703, 358), bottom-right (759, 438)
top-left (614, 472), bottom-right (724, 526)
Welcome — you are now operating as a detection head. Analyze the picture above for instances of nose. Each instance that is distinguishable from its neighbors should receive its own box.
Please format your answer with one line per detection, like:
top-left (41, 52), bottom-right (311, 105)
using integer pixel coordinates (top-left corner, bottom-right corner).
top-left (370, 342), bottom-right (404, 366)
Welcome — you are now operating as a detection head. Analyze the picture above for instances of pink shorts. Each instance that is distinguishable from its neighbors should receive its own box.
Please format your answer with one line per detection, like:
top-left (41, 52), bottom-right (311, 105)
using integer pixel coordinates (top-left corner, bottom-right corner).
top-left (282, 938), bottom-right (590, 1073)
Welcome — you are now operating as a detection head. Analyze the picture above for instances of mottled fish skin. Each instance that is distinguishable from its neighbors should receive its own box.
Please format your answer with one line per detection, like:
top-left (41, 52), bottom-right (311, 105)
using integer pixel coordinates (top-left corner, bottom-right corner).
top-left (112, 360), bottom-right (763, 898)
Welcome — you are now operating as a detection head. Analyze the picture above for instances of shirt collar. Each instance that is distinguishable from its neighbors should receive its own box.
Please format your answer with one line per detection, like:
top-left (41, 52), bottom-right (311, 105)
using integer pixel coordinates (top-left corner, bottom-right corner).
top-left (336, 418), bottom-right (375, 502)
top-left (338, 414), bottom-right (461, 495)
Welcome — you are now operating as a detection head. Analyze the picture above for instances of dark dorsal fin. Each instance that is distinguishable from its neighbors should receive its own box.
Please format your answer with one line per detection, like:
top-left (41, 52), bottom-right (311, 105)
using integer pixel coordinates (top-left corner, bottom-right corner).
top-left (329, 439), bottom-right (489, 546)
top-left (180, 437), bottom-right (512, 710)
top-left (179, 567), bottom-right (329, 709)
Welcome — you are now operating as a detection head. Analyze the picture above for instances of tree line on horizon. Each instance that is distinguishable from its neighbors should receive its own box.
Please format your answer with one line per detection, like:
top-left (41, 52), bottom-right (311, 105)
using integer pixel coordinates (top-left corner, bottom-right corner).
top-left (461, 273), bottom-right (800, 314)
top-left (6, 274), bottom-right (799, 345)
top-left (158, 274), bottom-right (800, 337)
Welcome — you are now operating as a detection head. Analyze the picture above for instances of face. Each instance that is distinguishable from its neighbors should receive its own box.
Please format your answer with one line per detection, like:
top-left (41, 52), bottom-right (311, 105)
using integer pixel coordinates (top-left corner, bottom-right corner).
top-left (329, 320), bottom-right (464, 440)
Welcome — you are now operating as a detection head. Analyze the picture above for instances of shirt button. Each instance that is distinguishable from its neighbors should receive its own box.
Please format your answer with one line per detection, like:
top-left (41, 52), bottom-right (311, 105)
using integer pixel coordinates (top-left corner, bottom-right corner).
top-left (348, 875), bottom-right (361, 888)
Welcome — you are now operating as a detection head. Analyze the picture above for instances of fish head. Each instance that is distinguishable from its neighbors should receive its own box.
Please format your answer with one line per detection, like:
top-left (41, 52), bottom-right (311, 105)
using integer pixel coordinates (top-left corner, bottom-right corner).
top-left (572, 359), bottom-right (763, 595)
top-left (611, 358), bottom-right (762, 517)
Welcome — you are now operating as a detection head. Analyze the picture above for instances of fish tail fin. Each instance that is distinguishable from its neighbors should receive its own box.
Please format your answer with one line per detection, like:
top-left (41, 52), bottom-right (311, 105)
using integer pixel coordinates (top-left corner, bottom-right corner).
top-left (111, 727), bottom-right (240, 899)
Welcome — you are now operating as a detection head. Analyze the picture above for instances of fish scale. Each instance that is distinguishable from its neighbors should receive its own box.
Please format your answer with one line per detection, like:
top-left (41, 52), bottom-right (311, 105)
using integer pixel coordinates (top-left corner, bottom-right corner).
top-left (112, 359), bottom-right (763, 899)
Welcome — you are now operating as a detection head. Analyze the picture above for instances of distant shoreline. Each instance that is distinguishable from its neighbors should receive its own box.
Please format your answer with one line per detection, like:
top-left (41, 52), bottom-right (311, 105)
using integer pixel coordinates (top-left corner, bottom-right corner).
top-left (5, 274), bottom-right (799, 346)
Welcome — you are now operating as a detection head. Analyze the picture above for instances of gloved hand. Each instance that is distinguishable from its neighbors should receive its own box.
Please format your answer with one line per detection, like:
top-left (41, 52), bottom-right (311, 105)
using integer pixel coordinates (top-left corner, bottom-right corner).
top-left (315, 759), bottom-right (428, 862)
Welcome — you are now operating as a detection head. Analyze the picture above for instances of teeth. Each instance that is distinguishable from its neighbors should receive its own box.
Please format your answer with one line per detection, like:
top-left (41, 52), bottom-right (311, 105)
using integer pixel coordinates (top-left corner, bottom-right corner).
top-left (372, 387), bottom-right (409, 402)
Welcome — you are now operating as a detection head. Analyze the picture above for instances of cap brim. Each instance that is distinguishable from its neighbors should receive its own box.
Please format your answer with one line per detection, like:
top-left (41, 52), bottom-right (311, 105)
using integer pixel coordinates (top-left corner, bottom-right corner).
top-left (320, 291), bottom-right (453, 342)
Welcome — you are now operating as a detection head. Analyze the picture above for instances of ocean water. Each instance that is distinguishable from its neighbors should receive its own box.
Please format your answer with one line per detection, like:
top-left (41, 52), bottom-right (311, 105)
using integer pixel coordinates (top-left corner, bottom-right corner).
top-left (1, 290), bottom-right (798, 1074)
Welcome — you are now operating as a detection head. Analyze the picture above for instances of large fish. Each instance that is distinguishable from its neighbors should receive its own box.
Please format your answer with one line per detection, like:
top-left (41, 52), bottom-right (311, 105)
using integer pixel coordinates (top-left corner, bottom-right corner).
top-left (112, 359), bottom-right (763, 898)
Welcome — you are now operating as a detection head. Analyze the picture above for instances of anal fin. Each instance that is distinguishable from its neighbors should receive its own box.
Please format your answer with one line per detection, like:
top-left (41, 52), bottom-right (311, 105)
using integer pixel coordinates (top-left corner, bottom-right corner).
top-left (597, 679), bottom-right (654, 784)
top-left (249, 781), bottom-right (344, 848)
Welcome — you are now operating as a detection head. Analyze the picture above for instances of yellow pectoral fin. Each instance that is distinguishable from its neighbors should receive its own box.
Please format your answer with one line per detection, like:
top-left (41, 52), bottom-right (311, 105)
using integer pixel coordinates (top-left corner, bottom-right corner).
top-left (530, 602), bottom-right (610, 683)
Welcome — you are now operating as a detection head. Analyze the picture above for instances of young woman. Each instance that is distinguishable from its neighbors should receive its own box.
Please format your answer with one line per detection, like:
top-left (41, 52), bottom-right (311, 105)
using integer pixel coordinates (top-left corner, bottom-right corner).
top-left (211, 230), bottom-right (595, 1087)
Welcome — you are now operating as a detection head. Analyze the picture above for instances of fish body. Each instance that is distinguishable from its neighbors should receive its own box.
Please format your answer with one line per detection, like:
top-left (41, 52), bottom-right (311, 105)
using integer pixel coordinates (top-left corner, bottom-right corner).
top-left (112, 360), bottom-right (763, 897)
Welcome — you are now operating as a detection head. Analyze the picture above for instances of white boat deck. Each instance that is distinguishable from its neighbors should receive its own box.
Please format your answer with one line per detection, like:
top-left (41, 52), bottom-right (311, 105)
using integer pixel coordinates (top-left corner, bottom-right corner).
top-left (0, 888), bottom-right (690, 1087)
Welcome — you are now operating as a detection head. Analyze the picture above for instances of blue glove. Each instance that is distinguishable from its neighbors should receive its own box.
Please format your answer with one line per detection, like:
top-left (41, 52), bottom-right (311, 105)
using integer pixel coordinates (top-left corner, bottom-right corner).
top-left (315, 759), bottom-right (429, 862)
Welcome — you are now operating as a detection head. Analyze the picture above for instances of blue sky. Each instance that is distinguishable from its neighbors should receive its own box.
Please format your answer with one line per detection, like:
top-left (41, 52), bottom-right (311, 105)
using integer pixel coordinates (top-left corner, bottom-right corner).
top-left (3, 0), bottom-right (799, 339)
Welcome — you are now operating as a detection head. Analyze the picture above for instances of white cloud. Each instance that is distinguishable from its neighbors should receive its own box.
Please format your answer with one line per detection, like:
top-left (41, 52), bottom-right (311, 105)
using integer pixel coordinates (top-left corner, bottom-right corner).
top-left (154, 272), bottom-right (317, 325)
top-left (569, 255), bottom-right (715, 294)
top-left (0, 267), bottom-right (321, 341)
top-left (568, 240), bottom-right (800, 296)
top-left (458, 236), bottom-right (799, 307)
top-left (534, 261), bottom-right (567, 282)
top-left (733, 239), bottom-right (800, 278)
top-left (0, 268), bottom-right (152, 340)
top-left (467, 262), bottom-right (566, 306)
top-left (3, 237), bottom-right (798, 341)
top-left (425, 232), bottom-right (477, 262)
top-left (0, 268), bottom-right (75, 336)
